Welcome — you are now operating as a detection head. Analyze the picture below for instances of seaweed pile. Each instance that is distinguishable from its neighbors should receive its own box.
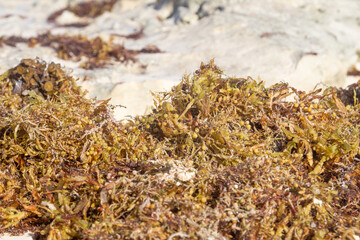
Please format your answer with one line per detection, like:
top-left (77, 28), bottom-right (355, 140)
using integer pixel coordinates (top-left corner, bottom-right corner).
top-left (47, 0), bottom-right (119, 28)
top-left (0, 33), bottom-right (161, 70)
top-left (0, 59), bottom-right (359, 239)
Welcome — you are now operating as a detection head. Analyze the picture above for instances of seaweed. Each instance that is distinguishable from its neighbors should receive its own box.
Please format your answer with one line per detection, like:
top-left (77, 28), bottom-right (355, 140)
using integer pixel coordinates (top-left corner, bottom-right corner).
top-left (0, 59), bottom-right (359, 239)
top-left (111, 28), bottom-right (145, 41)
top-left (0, 33), bottom-right (162, 69)
top-left (347, 66), bottom-right (360, 77)
top-left (337, 81), bottom-right (360, 107)
top-left (47, 0), bottom-right (119, 28)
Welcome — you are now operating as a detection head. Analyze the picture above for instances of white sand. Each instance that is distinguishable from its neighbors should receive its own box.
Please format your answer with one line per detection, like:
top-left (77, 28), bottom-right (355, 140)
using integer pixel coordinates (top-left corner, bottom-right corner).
top-left (0, 0), bottom-right (360, 238)
top-left (0, 233), bottom-right (34, 240)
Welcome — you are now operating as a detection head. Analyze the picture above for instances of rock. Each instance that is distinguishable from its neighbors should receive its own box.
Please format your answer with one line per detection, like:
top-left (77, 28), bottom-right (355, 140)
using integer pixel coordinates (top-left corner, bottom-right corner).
top-left (175, 6), bottom-right (198, 23)
top-left (154, 0), bottom-right (231, 23)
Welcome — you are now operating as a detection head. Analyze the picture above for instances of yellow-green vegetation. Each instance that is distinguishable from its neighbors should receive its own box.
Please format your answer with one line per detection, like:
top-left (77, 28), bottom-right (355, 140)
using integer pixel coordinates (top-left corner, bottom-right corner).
top-left (0, 59), bottom-right (359, 239)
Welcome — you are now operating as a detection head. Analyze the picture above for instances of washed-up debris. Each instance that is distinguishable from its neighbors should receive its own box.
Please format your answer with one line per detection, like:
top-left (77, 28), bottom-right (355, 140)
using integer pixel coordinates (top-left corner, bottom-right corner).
top-left (0, 36), bottom-right (28, 47)
top-left (347, 66), bottom-right (360, 77)
top-left (47, 0), bottom-right (119, 28)
top-left (0, 59), bottom-right (359, 239)
top-left (111, 28), bottom-right (145, 41)
top-left (336, 81), bottom-right (360, 107)
top-left (0, 33), bottom-right (162, 69)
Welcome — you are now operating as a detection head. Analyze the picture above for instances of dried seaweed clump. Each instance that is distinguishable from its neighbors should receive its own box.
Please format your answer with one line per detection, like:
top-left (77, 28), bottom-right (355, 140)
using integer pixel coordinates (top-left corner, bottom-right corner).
top-left (48, 0), bottom-right (119, 27)
top-left (30, 33), bottom-right (138, 69)
top-left (0, 33), bottom-right (161, 69)
top-left (0, 59), bottom-right (81, 100)
top-left (336, 81), bottom-right (360, 107)
top-left (0, 58), bottom-right (121, 238)
top-left (0, 59), bottom-right (359, 239)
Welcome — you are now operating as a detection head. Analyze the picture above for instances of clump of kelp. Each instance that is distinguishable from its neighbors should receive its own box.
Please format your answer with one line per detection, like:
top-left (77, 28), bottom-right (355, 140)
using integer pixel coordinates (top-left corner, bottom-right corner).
top-left (0, 33), bottom-right (161, 69)
top-left (47, 0), bottom-right (119, 27)
top-left (0, 59), bottom-right (359, 239)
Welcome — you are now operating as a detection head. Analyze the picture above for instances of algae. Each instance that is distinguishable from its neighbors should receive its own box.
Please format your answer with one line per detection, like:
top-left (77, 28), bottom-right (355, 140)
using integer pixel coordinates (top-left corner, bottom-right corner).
top-left (0, 59), bottom-right (359, 239)
top-left (0, 33), bottom-right (161, 69)
top-left (47, 0), bottom-right (120, 28)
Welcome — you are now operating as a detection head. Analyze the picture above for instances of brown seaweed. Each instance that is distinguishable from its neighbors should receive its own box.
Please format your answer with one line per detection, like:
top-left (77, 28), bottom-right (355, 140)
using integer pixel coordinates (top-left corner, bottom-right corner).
top-left (0, 33), bottom-right (162, 69)
top-left (47, 0), bottom-right (119, 28)
top-left (0, 59), bottom-right (359, 239)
